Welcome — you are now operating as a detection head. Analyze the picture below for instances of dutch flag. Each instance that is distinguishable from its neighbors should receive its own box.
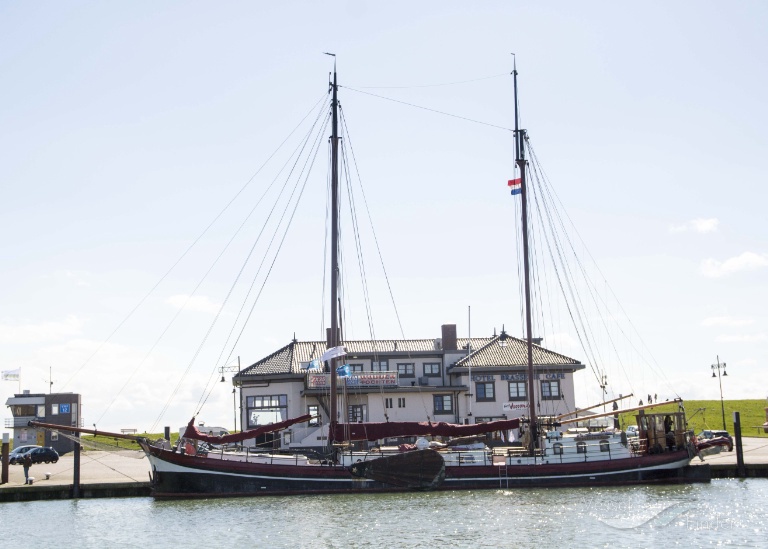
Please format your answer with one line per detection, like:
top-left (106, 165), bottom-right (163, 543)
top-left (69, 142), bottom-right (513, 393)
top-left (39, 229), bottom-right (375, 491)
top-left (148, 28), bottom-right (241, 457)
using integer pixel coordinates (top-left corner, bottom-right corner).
top-left (508, 178), bottom-right (522, 196)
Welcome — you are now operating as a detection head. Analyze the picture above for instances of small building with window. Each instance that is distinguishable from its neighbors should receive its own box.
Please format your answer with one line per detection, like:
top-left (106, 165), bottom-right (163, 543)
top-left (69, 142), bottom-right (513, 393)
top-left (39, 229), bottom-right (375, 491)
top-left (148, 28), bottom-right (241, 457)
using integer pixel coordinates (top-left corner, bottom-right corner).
top-left (233, 324), bottom-right (584, 452)
top-left (4, 390), bottom-right (82, 455)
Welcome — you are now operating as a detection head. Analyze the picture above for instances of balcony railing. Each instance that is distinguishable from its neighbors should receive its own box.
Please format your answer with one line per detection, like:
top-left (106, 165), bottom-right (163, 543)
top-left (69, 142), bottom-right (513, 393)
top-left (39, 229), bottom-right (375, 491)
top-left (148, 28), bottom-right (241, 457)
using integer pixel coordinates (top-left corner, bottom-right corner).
top-left (4, 416), bottom-right (35, 428)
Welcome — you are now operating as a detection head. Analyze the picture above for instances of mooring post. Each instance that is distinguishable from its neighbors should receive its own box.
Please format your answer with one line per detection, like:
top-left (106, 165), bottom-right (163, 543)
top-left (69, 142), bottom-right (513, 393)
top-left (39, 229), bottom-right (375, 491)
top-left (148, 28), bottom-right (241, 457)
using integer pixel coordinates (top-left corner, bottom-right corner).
top-left (733, 411), bottom-right (745, 478)
top-left (73, 431), bottom-right (81, 498)
top-left (1, 433), bottom-right (9, 485)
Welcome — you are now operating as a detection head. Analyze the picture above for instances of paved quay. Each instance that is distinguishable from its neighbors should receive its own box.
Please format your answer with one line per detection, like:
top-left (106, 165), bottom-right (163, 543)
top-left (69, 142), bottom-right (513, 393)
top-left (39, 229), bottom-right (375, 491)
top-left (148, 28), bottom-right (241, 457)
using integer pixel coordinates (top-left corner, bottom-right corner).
top-left (2, 438), bottom-right (767, 502)
top-left (1, 449), bottom-right (151, 502)
top-left (689, 436), bottom-right (768, 478)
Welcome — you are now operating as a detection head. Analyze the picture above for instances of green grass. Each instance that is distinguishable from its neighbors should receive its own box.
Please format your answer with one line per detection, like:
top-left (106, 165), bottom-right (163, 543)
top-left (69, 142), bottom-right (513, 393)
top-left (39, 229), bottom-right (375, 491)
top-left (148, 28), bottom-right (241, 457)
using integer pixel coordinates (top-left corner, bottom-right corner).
top-left (618, 399), bottom-right (768, 437)
top-left (77, 431), bottom-right (181, 450)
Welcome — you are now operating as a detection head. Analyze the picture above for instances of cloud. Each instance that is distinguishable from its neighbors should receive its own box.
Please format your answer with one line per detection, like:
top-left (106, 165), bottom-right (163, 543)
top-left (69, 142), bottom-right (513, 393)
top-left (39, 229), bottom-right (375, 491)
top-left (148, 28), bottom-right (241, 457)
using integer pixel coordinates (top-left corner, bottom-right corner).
top-left (165, 294), bottom-right (221, 314)
top-left (701, 252), bottom-right (768, 278)
top-left (701, 316), bottom-right (754, 327)
top-left (715, 333), bottom-right (767, 343)
top-left (0, 315), bottom-right (84, 344)
top-left (669, 218), bottom-right (719, 234)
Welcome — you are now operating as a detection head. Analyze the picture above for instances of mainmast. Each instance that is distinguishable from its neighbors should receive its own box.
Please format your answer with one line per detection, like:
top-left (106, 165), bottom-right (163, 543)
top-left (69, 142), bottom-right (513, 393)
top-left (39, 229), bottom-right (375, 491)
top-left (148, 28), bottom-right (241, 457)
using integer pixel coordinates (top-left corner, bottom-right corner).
top-left (328, 64), bottom-right (340, 448)
top-left (513, 61), bottom-right (537, 453)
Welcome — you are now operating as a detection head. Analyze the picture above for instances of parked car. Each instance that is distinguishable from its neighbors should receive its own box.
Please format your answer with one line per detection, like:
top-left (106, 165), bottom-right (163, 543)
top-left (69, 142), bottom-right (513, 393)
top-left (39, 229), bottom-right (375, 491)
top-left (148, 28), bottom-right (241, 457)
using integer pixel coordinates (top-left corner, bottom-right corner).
top-left (8, 445), bottom-right (41, 465)
top-left (698, 430), bottom-right (734, 451)
top-left (27, 446), bottom-right (59, 464)
top-left (625, 425), bottom-right (639, 437)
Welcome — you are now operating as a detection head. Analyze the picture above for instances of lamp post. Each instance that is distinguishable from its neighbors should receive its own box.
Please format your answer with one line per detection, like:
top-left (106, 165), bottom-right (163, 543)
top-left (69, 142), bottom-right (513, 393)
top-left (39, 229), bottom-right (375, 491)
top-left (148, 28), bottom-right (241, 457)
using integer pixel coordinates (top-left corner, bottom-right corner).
top-left (599, 374), bottom-right (608, 412)
top-left (711, 356), bottom-right (728, 430)
top-left (219, 359), bottom-right (241, 433)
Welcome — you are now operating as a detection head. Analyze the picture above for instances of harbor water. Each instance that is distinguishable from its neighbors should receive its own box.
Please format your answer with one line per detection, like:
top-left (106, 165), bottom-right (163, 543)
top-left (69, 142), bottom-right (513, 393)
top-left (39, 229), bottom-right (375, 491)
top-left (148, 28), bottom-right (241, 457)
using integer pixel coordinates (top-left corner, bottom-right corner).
top-left (3, 479), bottom-right (767, 547)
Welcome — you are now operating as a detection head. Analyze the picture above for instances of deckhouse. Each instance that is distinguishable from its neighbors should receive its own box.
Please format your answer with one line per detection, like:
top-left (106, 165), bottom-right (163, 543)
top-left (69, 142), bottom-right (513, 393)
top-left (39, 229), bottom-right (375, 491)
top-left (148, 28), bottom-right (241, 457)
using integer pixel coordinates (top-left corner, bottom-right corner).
top-left (233, 324), bottom-right (584, 451)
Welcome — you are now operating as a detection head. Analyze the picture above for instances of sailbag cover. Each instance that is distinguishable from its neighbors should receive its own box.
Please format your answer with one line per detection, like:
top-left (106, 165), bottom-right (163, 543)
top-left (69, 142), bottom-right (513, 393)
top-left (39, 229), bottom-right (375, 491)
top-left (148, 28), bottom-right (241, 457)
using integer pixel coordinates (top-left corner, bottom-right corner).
top-left (183, 415), bottom-right (313, 444)
top-left (333, 418), bottom-right (520, 442)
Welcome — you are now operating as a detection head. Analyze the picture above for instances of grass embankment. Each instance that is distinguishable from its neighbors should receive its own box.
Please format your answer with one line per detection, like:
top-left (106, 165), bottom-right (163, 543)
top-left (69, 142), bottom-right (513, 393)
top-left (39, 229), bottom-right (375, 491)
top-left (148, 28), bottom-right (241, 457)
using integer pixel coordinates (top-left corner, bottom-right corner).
top-left (618, 399), bottom-right (768, 437)
top-left (77, 431), bottom-right (181, 450)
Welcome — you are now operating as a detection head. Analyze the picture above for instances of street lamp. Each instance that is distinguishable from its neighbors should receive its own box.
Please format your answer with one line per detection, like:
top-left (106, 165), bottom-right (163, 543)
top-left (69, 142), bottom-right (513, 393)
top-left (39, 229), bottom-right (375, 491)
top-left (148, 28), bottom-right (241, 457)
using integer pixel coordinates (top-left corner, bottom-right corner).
top-left (711, 356), bottom-right (728, 430)
top-left (219, 360), bottom-right (241, 433)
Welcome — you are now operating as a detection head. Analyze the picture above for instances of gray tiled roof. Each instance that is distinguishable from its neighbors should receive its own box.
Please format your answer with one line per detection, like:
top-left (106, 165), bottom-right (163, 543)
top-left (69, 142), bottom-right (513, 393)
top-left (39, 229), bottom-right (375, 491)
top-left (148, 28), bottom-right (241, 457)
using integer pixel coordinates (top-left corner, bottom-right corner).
top-left (453, 334), bottom-right (582, 369)
top-left (236, 334), bottom-right (581, 379)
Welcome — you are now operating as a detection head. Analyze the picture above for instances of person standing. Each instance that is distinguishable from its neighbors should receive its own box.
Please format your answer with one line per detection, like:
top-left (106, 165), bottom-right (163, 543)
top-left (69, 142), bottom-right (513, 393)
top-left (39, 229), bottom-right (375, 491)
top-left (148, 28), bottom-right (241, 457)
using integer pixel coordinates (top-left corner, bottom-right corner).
top-left (23, 452), bottom-right (32, 484)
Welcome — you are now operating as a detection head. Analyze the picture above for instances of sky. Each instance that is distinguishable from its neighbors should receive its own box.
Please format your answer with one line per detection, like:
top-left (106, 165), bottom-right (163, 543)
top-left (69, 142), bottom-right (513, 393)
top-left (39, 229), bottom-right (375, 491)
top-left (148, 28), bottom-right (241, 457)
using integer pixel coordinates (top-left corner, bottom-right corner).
top-left (2, 2), bottom-right (767, 434)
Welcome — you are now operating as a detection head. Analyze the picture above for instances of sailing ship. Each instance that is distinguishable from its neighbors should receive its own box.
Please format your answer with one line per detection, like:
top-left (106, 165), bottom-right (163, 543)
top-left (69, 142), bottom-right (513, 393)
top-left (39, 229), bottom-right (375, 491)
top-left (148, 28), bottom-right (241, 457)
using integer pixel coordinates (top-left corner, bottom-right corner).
top-left (33, 63), bottom-right (711, 497)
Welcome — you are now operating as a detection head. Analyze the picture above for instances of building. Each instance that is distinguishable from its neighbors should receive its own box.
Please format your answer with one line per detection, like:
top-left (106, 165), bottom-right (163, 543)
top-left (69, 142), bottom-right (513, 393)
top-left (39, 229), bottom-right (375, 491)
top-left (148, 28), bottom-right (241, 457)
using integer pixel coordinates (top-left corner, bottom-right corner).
top-left (233, 324), bottom-right (584, 451)
top-left (4, 391), bottom-right (82, 455)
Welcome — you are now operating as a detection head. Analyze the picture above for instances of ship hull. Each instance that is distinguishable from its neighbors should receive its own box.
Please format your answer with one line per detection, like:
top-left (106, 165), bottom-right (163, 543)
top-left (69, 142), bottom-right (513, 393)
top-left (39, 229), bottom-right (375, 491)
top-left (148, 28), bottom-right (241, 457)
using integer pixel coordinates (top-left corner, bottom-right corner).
top-left (140, 442), bottom-right (708, 498)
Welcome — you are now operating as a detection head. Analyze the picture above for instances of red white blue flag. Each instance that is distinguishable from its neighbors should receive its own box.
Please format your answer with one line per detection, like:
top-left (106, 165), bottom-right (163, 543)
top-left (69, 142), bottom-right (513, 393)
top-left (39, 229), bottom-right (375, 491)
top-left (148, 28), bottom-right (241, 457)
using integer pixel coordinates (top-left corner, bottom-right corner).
top-left (508, 178), bottom-right (521, 195)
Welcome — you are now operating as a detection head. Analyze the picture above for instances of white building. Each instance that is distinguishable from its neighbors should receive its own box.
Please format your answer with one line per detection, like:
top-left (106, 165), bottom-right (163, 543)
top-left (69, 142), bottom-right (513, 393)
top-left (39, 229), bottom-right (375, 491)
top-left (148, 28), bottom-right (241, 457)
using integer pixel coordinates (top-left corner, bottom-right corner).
top-left (233, 324), bottom-right (584, 451)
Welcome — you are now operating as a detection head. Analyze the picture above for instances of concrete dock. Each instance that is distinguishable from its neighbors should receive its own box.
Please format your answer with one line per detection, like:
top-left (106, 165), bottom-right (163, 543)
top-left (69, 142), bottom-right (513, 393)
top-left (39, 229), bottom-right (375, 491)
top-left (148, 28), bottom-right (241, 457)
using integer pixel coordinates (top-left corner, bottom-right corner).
top-left (2, 438), bottom-right (767, 502)
top-left (1, 449), bottom-right (151, 502)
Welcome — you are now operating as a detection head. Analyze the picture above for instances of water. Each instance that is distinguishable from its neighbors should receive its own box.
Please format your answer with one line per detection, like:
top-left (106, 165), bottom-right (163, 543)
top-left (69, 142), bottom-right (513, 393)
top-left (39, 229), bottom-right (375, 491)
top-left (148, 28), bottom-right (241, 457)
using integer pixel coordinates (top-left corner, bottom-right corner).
top-left (3, 480), bottom-right (767, 547)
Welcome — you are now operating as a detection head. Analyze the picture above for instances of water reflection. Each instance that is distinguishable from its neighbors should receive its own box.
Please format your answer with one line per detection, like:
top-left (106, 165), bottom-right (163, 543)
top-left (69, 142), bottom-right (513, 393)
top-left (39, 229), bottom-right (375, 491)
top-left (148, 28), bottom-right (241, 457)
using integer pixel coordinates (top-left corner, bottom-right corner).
top-left (2, 480), bottom-right (765, 547)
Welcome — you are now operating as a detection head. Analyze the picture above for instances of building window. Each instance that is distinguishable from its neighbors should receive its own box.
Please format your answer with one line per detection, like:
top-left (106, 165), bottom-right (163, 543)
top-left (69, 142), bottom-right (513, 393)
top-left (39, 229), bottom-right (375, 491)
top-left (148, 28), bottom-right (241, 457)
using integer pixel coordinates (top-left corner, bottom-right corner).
top-left (372, 360), bottom-right (389, 372)
top-left (553, 442), bottom-right (563, 455)
top-left (508, 381), bottom-right (527, 401)
top-left (51, 430), bottom-right (59, 441)
top-left (398, 397), bottom-right (405, 408)
top-left (36, 405), bottom-right (45, 417)
top-left (385, 398), bottom-right (393, 409)
top-left (433, 394), bottom-right (453, 415)
top-left (308, 405), bottom-right (320, 426)
top-left (51, 404), bottom-right (59, 415)
top-left (423, 363), bottom-right (441, 377)
top-left (348, 405), bottom-right (367, 423)
top-left (577, 441), bottom-right (587, 454)
top-left (600, 440), bottom-right (610, 453)
top-left (541, 380), bottom-right (561, 400)
top-left (397, 363), bottom-right (415, 377)
top-left (283, 432), bottom-right (291, 445)
top-left (246, 395), bottom-right (288, 428)
top-left (349, 363), bottom-right (364, 372)
top-left (476, 382), bottom-right (495, 402)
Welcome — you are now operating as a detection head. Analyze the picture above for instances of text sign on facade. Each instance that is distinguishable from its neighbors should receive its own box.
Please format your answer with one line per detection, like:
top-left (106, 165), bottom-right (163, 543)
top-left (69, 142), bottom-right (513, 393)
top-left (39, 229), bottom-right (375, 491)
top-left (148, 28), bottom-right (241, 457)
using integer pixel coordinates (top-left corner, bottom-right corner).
top-left (60, 404), bottom-right (71, 414)
top-left (307, 373), bottom-right (398, 388)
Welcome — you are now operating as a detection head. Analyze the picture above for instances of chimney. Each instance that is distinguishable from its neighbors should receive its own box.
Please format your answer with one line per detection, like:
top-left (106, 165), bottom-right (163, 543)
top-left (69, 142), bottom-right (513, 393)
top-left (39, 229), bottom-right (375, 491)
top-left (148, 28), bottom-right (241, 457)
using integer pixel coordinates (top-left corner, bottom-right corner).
top-left (441, 324), bottom-right (457, 351)
top-left (326, 327), bottom-right (341, 347)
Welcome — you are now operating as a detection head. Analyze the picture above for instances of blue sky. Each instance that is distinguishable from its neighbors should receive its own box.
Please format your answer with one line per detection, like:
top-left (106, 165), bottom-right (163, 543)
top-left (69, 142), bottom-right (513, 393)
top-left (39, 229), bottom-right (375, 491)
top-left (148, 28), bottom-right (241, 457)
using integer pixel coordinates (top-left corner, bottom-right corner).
top-left (2, 2), bottom-right (766, 432)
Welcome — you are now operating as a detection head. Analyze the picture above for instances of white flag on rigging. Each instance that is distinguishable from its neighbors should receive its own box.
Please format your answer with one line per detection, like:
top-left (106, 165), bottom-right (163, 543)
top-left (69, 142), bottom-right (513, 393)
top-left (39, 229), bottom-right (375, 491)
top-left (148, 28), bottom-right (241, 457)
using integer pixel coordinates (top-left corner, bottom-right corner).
top-left (2, 368), bottom-right (20, 381)
top-left (320, 346), bottom-right (347, 362)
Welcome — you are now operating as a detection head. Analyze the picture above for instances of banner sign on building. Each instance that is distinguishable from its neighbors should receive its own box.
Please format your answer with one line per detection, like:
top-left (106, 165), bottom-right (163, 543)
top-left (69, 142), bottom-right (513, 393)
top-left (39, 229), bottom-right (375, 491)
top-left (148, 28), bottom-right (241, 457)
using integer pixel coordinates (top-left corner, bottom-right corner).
top-left (307, 372), bottom-right (398, 388)
top-left (502, 402), bottom-right (529, 412)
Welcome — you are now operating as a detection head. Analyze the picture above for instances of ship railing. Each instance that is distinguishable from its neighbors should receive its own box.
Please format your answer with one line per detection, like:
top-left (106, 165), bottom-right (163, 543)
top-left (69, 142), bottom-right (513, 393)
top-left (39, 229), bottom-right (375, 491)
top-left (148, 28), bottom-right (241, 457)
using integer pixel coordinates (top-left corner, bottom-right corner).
top-left (545, 437), bottom-right (642, 463)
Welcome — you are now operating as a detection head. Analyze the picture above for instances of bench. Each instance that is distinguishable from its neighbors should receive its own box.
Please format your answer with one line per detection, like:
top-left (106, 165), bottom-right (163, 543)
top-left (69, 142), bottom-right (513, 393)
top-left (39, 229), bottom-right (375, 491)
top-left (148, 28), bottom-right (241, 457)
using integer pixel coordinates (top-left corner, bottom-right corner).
top-left (120, 428), bottom-right (138, 435)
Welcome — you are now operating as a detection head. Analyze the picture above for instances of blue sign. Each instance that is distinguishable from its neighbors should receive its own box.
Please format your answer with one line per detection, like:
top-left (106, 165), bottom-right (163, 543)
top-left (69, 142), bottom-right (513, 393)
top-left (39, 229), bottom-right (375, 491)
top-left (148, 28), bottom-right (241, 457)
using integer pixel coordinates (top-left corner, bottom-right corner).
top-left (60, 403), bottom-right (71, 414)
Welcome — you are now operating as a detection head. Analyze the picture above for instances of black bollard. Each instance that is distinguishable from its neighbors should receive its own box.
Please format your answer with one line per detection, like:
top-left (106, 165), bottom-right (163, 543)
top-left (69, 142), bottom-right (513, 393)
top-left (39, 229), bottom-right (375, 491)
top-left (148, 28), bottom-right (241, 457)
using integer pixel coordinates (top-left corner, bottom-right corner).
top-left (1, 433), bottom-right (9, 485)
top-left (733, 411), bottom-right (745, 478)
top-left (73, 432), bottom-right (81, 498)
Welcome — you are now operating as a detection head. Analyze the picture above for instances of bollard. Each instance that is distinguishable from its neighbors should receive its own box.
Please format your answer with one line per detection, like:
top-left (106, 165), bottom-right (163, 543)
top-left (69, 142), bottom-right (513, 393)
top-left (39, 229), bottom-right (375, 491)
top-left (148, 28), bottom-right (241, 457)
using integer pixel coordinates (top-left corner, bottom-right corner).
top-left (733, 411), bottom-right (745, 478)
top-left (1, 433), bottom-right (9, 485)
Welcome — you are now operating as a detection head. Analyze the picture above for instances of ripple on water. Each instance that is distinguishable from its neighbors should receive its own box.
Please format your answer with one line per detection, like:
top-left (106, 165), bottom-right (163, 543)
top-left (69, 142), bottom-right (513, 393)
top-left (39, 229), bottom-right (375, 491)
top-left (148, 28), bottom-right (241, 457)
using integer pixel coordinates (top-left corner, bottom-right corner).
top-left (2, 479), bottom-right (766, 548)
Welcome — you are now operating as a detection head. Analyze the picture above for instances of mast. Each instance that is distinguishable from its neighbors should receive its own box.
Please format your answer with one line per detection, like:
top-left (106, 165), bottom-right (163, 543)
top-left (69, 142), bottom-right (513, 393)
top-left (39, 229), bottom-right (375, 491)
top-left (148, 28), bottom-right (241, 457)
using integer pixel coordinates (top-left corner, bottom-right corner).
top-left (328, 63), bottom-right (340, 448)
top-left (513, 60), bottom-right (537, 453)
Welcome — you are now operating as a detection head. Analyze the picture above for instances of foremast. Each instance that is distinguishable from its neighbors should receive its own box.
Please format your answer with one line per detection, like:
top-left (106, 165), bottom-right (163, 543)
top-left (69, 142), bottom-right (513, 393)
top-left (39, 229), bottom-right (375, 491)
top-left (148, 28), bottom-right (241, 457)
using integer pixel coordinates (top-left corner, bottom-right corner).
top-left (513, 61), bottom-right (538, 454)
